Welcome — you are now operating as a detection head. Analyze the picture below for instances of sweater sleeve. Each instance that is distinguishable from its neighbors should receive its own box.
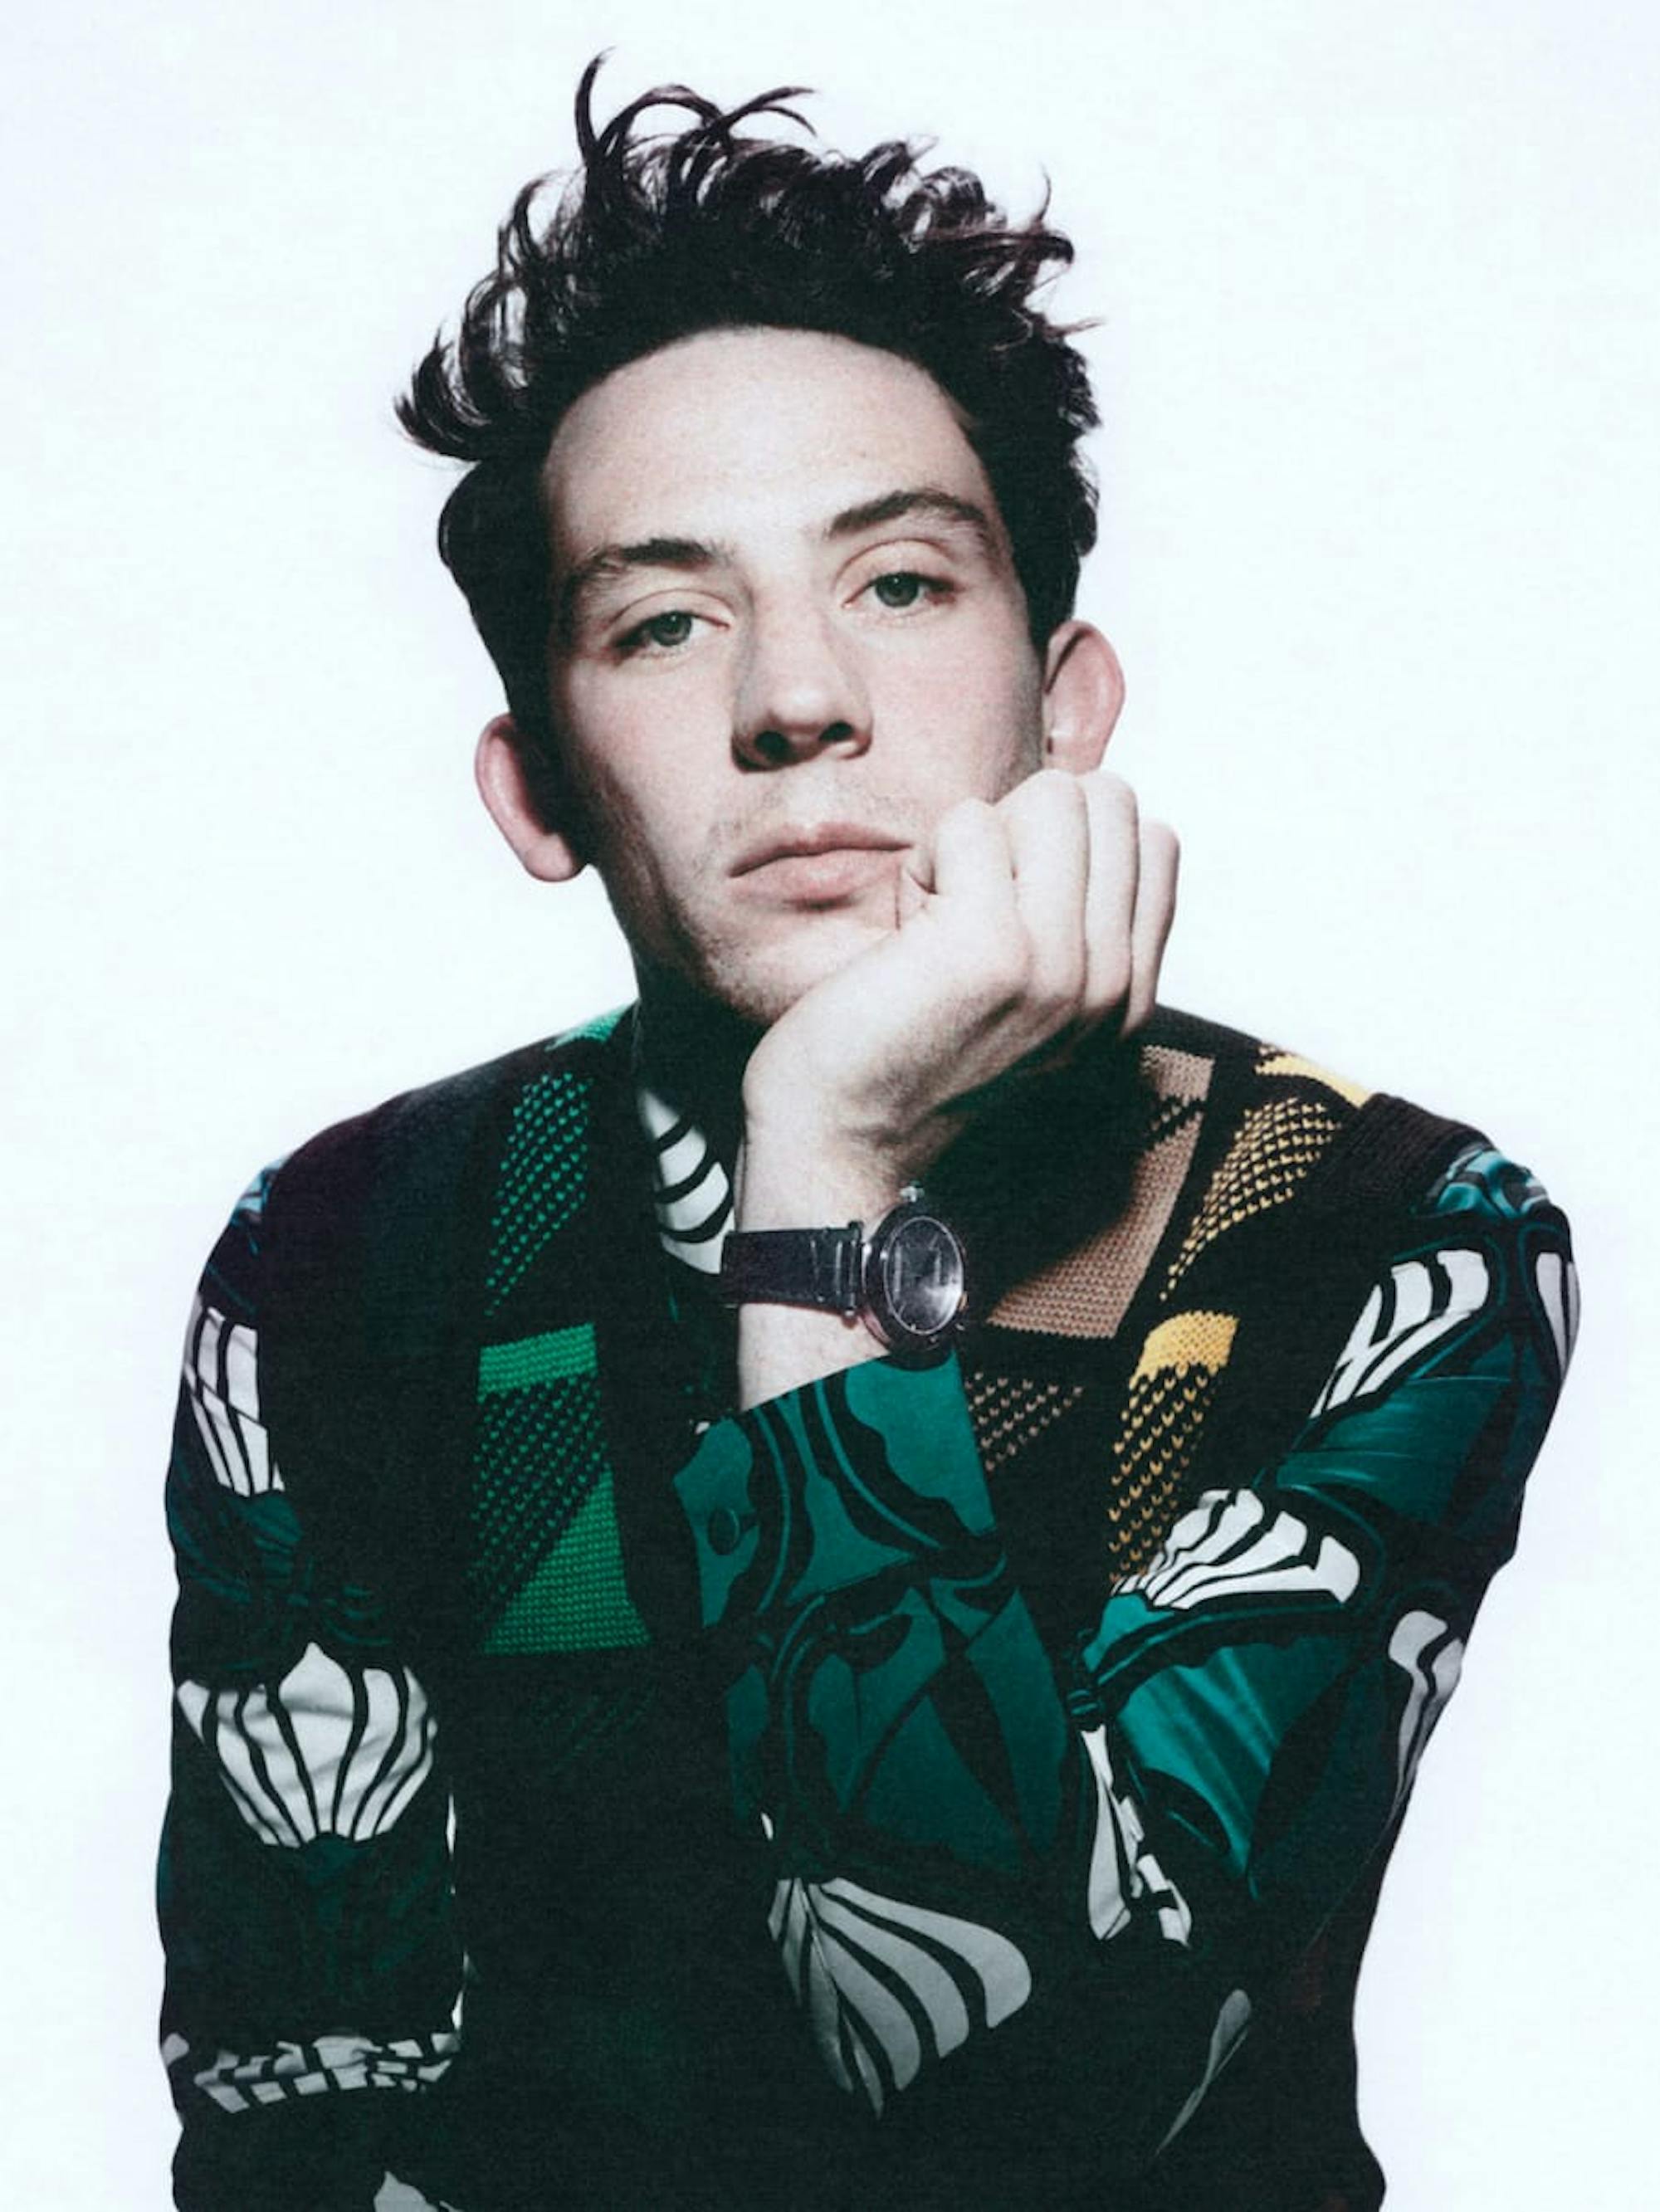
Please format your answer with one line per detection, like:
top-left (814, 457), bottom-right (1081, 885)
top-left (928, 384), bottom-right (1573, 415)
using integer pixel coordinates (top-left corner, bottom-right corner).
top-left (159, 1168), bottom-right (462, 2211)
top-left (671, 1143), bottom-right (1574, 2161)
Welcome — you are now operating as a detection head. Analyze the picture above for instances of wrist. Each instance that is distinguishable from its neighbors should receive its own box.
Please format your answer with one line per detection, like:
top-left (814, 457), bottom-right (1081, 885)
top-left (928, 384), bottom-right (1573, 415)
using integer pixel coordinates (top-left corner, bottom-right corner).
top-left (735, 1127), bottom-right (903, 1237)
top-left (723, 1184), bottom-right (969, 1381)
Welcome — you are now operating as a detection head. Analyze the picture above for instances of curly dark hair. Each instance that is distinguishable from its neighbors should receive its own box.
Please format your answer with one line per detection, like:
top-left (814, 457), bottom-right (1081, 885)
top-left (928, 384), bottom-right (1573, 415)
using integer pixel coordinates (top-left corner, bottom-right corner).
top-left (398, 58), bottom-right (1099, 768)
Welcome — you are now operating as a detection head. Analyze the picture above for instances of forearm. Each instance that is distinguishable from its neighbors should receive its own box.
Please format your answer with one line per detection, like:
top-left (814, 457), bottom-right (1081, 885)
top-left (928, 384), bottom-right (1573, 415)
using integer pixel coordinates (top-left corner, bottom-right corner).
top-left (161, 1174), bottom-right (461, 2207)
top-left (678, 1145), bottom-right (1574, 2148)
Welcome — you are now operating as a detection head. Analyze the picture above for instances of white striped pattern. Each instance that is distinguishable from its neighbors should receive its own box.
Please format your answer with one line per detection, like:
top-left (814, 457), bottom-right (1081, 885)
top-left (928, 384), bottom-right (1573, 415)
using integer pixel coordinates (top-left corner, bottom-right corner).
top-left (636, 1082), bottom-right (733, 1273)
top-left (1080, 1724), bottom-right (1193, 1946)
top-left (768, 1871), bottom-right (1031, 2113)
top-left (183, 1296), bottom-right (281, 1495)
top-left (177, 1642), bottom-right (436, 1848)
top-left (1535, 1249), bottom-right (1580, 1379)
top-left (1311, 1248), bottom-right (1492, 1420)
top-left (1386, 1609), bottom-right (1465, 1819)
top-left (1114, 1490), bottom-right (1360, 1614)
top-left (180, 2028), bottom-right (459, 2112)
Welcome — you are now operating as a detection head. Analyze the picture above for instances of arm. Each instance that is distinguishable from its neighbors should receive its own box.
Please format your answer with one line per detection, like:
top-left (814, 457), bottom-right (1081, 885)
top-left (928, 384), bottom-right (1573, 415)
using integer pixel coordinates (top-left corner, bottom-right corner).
top-left (159, 1168), bottom-right (461, 2211)
top-left (673, 1142), bottom-right (1574, 2154)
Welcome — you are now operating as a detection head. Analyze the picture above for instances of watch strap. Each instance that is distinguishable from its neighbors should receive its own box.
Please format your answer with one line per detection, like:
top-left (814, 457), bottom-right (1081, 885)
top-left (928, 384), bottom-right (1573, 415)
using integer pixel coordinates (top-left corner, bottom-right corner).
top-left (716, 1223), bottom-right (864, 1315)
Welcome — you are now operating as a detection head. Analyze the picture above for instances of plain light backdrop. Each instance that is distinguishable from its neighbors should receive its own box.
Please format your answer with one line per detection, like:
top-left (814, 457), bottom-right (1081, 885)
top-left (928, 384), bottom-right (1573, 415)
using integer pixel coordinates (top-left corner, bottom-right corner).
top-left (3, 2), bottom-right (1654, 2203)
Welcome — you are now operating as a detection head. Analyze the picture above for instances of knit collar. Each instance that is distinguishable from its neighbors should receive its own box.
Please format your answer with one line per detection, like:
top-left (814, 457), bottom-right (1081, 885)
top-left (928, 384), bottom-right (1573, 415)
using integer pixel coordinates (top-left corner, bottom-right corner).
top-left (627, 970), bottom-right (753, 1277)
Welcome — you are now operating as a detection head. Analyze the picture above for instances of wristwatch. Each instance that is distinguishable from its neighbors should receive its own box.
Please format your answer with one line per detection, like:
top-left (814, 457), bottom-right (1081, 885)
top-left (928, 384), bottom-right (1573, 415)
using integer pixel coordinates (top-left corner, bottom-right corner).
top-left (716, 1185), bottom-right (969, 1365)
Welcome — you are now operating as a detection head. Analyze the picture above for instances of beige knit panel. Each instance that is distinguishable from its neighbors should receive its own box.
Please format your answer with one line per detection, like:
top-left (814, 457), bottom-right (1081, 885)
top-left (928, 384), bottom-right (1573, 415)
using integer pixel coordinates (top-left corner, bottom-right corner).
top-left (988, 1043), bottom-right (1213, 1339)
top-left (1105, 1311), bottom-right (1238, 1575)
top-left (963, 1370), bottom-right (1090, 1475)
top-left (1163, 1092), bottom-right (1345, 1297)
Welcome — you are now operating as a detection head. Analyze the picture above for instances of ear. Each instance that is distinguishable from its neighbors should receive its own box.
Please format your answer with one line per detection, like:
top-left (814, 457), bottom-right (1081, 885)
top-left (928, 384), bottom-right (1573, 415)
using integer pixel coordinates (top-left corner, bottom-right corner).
top-left (474, 714), bottom-right (585, 882)
top-left (1039, 621), bottom-right (1125, 775)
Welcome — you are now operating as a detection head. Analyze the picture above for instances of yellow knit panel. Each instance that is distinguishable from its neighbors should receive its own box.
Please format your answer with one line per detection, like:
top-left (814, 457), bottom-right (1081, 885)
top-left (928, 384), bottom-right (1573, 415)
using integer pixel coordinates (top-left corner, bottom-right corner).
top-left (1106, 1309), bottom-right (1238, 1572)
top-left (1164, 1094), bottom-right (1343, 1293)
top-left (964, 1371), bottom-right (1088, 1474)
top-left (1129, 1310), bottom-right (1238, 1385)
top-left (1255, 1048), bottom-right (1374, 1109)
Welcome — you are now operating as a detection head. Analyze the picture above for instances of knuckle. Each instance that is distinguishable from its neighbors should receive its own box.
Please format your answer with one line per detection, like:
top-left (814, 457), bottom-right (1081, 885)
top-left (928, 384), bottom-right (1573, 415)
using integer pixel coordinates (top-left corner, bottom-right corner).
top-left (1090, 769), bottom-right (1137, 814)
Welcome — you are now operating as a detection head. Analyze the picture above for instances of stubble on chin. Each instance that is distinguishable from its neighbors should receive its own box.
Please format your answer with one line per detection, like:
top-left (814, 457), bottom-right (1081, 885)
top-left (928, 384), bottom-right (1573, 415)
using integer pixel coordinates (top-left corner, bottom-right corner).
top-left (685, 903), bottom-right (899, 1033)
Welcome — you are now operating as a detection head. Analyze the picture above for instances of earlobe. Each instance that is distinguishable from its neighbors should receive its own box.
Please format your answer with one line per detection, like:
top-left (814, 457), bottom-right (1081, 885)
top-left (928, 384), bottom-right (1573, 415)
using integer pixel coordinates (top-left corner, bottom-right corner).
top-left (474, 714), bottom-right (585, 882)
top-left (1040, 622), bottom-right (1125, 774)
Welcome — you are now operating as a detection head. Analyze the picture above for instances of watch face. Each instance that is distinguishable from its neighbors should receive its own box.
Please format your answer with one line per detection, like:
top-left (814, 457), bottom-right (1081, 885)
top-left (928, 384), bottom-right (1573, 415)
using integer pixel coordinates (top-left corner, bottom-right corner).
top-left (876, 1213), bottom-right (966, 1338)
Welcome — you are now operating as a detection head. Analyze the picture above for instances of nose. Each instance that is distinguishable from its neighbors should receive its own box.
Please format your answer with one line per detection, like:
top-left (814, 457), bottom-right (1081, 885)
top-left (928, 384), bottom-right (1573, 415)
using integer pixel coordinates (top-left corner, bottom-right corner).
top-left (731, 603), bottom-right (872, 770)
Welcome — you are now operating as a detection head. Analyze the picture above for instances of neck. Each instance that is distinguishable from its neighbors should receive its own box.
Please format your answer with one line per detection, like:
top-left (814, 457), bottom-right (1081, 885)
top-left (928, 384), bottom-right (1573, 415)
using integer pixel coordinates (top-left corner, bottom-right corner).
top-left (632, 961), bottom-right (760, 1162)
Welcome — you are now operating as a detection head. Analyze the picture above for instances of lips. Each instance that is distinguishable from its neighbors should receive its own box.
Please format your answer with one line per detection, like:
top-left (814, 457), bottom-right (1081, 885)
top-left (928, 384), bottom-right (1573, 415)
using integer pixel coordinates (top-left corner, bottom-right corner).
top-left (727, 821), bottom-right (909, 909)
top-left (729, 822), bottom-right (908, 878)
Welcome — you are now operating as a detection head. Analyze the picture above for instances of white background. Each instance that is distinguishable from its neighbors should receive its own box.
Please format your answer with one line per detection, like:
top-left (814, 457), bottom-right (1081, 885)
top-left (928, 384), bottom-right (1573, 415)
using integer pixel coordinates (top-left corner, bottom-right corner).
top-left (3, 2), bottom-right (1655, 2203)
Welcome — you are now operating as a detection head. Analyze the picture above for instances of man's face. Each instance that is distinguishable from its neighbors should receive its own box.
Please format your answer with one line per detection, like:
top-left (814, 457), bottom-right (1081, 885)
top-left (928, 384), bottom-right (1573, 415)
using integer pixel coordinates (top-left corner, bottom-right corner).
top-left (537, 326), bottom-right (1051, 1028)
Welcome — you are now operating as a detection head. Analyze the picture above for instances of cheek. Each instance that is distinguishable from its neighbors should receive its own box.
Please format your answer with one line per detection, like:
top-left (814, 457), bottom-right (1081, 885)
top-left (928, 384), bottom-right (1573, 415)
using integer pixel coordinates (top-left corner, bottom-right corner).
top-left (885, 650), bottom-right (1043, 795)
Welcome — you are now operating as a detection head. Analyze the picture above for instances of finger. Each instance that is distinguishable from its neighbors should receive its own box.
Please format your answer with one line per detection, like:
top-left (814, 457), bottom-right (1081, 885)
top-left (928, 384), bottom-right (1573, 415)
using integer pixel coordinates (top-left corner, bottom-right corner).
top-left (998, 769), bottom-right (1090, 1013)
top-left (1079, 772), bottom-right (1140, 1019)
top-left (928, 795), bottom-right (1019, 935)
top-left (895, 856), bottom-right (930, 928)
top-left (1123, 819), bottom-right (1179, 1036)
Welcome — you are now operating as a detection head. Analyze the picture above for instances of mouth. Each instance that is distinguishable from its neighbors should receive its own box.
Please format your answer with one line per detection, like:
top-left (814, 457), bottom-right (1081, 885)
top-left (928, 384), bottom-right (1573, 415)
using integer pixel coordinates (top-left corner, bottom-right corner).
top-left (730, 821), bottom-right (910, 878)
top-left (728, 822), bottom-right (910, 908)
top-left (725, 823), bottom-right (911, 906)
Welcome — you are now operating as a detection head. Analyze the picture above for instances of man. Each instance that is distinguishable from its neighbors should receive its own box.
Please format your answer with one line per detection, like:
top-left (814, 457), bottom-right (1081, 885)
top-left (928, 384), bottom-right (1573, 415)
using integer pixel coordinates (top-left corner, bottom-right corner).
top-left (159, 64), bottom-right (1575, 2211)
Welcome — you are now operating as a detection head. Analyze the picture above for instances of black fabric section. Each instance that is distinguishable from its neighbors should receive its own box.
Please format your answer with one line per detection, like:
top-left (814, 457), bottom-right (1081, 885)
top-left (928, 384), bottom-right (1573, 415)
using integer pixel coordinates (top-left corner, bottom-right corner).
top-left (259, 1038), bottom-right (559, 1664)
top-left (969, 1326), bottom-right (1130, 1653)
top-left (565, 1013), bottom-right (715, 1649)
top-left (929, 1018), bottom-right (1148, 1313)
top-left (1138, 1854), bottom-right (1392, 2212)
top-left (172, 2095), bottom-right (392, 2211)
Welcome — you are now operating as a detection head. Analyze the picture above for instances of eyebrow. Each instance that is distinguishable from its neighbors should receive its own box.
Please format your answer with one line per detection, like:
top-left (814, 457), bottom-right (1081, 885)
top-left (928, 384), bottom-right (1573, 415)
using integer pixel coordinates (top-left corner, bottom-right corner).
top-left (556, 535), bottom-right (732, 642)
top-left (554, 486), bottom-right (1003, 642)
top-left (823, 486), bottom-right (1000, 554)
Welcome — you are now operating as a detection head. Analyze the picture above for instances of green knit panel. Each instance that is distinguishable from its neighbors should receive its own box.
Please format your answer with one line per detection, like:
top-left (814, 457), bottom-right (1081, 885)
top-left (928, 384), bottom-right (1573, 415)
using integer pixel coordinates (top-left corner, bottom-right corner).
top-left (481, 1469), bottom-right (649, 1653)
top-left (485, 1070), bottom-right (592, 1314)
top-left (479, 1323), bottom-right (598, 1394)
top-left (469, 1027), bottom-right (648, 1650)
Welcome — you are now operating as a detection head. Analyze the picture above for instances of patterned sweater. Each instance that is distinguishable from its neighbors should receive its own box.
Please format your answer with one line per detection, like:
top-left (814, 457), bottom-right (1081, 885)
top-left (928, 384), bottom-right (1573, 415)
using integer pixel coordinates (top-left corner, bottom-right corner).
top-left (159, 1007), bottom-right (1575, 2209)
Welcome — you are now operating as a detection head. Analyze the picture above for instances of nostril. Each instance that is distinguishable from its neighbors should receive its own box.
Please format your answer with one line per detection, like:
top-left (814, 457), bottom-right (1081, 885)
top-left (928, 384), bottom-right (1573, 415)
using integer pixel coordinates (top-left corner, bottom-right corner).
top-left (819, 720), bottom-right (855, 746)
top-left (752, 730), bottom-right (792, 765)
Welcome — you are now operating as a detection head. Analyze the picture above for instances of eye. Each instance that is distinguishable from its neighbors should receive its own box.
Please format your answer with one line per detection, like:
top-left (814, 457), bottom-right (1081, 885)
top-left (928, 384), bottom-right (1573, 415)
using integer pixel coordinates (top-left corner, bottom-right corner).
top-left (862, 569), bottom-right (956, 615)
top-left (869, 571), bottom-right (928, 610)
top-left (618, 608), bottom-right (699, 656)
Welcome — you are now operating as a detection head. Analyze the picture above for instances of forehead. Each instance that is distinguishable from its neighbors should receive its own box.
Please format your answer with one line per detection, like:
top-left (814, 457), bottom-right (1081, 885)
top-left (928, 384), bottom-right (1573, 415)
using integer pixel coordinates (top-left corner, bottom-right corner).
top-left (540, 327), bottom-right (999, 564)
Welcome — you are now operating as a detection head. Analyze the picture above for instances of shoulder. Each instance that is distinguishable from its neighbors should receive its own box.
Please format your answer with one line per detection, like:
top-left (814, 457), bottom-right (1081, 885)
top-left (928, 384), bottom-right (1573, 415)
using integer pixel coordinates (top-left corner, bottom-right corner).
top-left (273, 1003), bottom-right (633, 1202)
top-left (1140, 1010), bottom-right (1577, 1416)
top-left (197, 1005), bottom-right (637, 1338)
top-left (1134, 1006), bottom-right (1567, 1226)
top-left (975, 1004), bottom-right (1569, 1362)
top-left (256, 1005), bottom-right (634, 1259)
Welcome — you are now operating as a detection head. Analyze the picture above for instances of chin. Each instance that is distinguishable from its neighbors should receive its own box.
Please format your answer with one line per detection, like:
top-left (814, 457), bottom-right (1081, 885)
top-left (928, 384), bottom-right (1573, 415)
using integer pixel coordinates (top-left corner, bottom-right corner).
top-left (695, 911), bottom-right (889, 1031)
